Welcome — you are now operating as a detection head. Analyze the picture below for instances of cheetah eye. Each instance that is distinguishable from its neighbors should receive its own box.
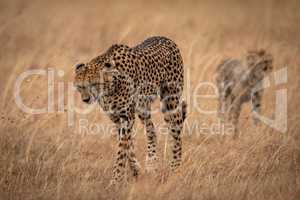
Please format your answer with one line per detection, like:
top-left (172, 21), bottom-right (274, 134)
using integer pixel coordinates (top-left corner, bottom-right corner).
top-left (77, 85), bottom-right (85, 90)
top-left (104, 62), bottom-right (111, 68)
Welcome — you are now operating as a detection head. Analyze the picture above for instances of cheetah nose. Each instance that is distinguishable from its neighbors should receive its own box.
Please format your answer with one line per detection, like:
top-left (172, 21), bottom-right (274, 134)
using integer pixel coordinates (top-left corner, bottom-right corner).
top-left (83, 97), bottom-right (90, 103)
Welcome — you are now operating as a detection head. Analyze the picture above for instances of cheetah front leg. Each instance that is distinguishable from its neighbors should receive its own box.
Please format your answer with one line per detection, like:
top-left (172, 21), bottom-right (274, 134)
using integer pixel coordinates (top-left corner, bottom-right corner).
top-left (217, 81), bottom-right (234, 124)
top-left (111, 113), bottom-right (139, 185)
top-left (251, 90), bottom-right (263, 126)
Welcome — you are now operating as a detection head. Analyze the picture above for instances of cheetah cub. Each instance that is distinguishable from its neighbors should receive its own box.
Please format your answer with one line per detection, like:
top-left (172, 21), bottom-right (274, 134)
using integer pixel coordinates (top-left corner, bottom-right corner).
top-left (215, 49), bottom-right (273, 137)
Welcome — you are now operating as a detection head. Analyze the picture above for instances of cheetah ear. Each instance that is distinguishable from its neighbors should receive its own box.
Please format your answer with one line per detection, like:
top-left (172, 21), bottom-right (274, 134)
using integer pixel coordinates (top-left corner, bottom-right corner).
top-left (75, 63), bottom-right (85, 72)
top-left (257, 49), bottom-right (266, 56)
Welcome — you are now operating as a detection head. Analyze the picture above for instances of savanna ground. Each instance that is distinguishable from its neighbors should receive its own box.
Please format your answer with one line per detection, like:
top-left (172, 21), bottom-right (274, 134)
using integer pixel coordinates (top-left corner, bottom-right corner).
top-left (0, 0), bottom-right (300, 199)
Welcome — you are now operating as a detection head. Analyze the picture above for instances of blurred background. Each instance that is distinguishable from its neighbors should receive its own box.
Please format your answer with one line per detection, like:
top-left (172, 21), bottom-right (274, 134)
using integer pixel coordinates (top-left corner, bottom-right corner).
top-left (0, 0), bottom-right (299, 199)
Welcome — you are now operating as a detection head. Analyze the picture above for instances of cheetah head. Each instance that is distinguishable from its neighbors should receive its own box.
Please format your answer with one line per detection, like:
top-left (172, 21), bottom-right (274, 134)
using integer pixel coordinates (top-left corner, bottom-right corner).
top-left (246, 49), bottom-right (273, 75)
top-left (74, 56), bottom-right (117, 104)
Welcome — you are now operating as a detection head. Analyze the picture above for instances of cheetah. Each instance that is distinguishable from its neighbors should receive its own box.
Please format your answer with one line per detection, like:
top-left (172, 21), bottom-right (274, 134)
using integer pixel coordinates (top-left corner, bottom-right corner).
top-left (74, 36), bottom-right (187, 184)
top-left (215, 49), bottom-right (273, 137)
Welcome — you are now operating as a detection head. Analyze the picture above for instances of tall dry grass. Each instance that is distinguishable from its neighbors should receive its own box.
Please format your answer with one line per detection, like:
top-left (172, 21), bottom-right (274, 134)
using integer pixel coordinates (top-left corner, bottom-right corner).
top-left (0, 0), bottom-right (299, 199)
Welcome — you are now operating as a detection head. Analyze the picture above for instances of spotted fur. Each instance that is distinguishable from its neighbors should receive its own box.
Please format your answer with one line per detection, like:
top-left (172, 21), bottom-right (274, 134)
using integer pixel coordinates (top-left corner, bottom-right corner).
top-left (215, 49), bottom-right (273, 137)
top-left (74, 36), bottom-right (187, 183)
